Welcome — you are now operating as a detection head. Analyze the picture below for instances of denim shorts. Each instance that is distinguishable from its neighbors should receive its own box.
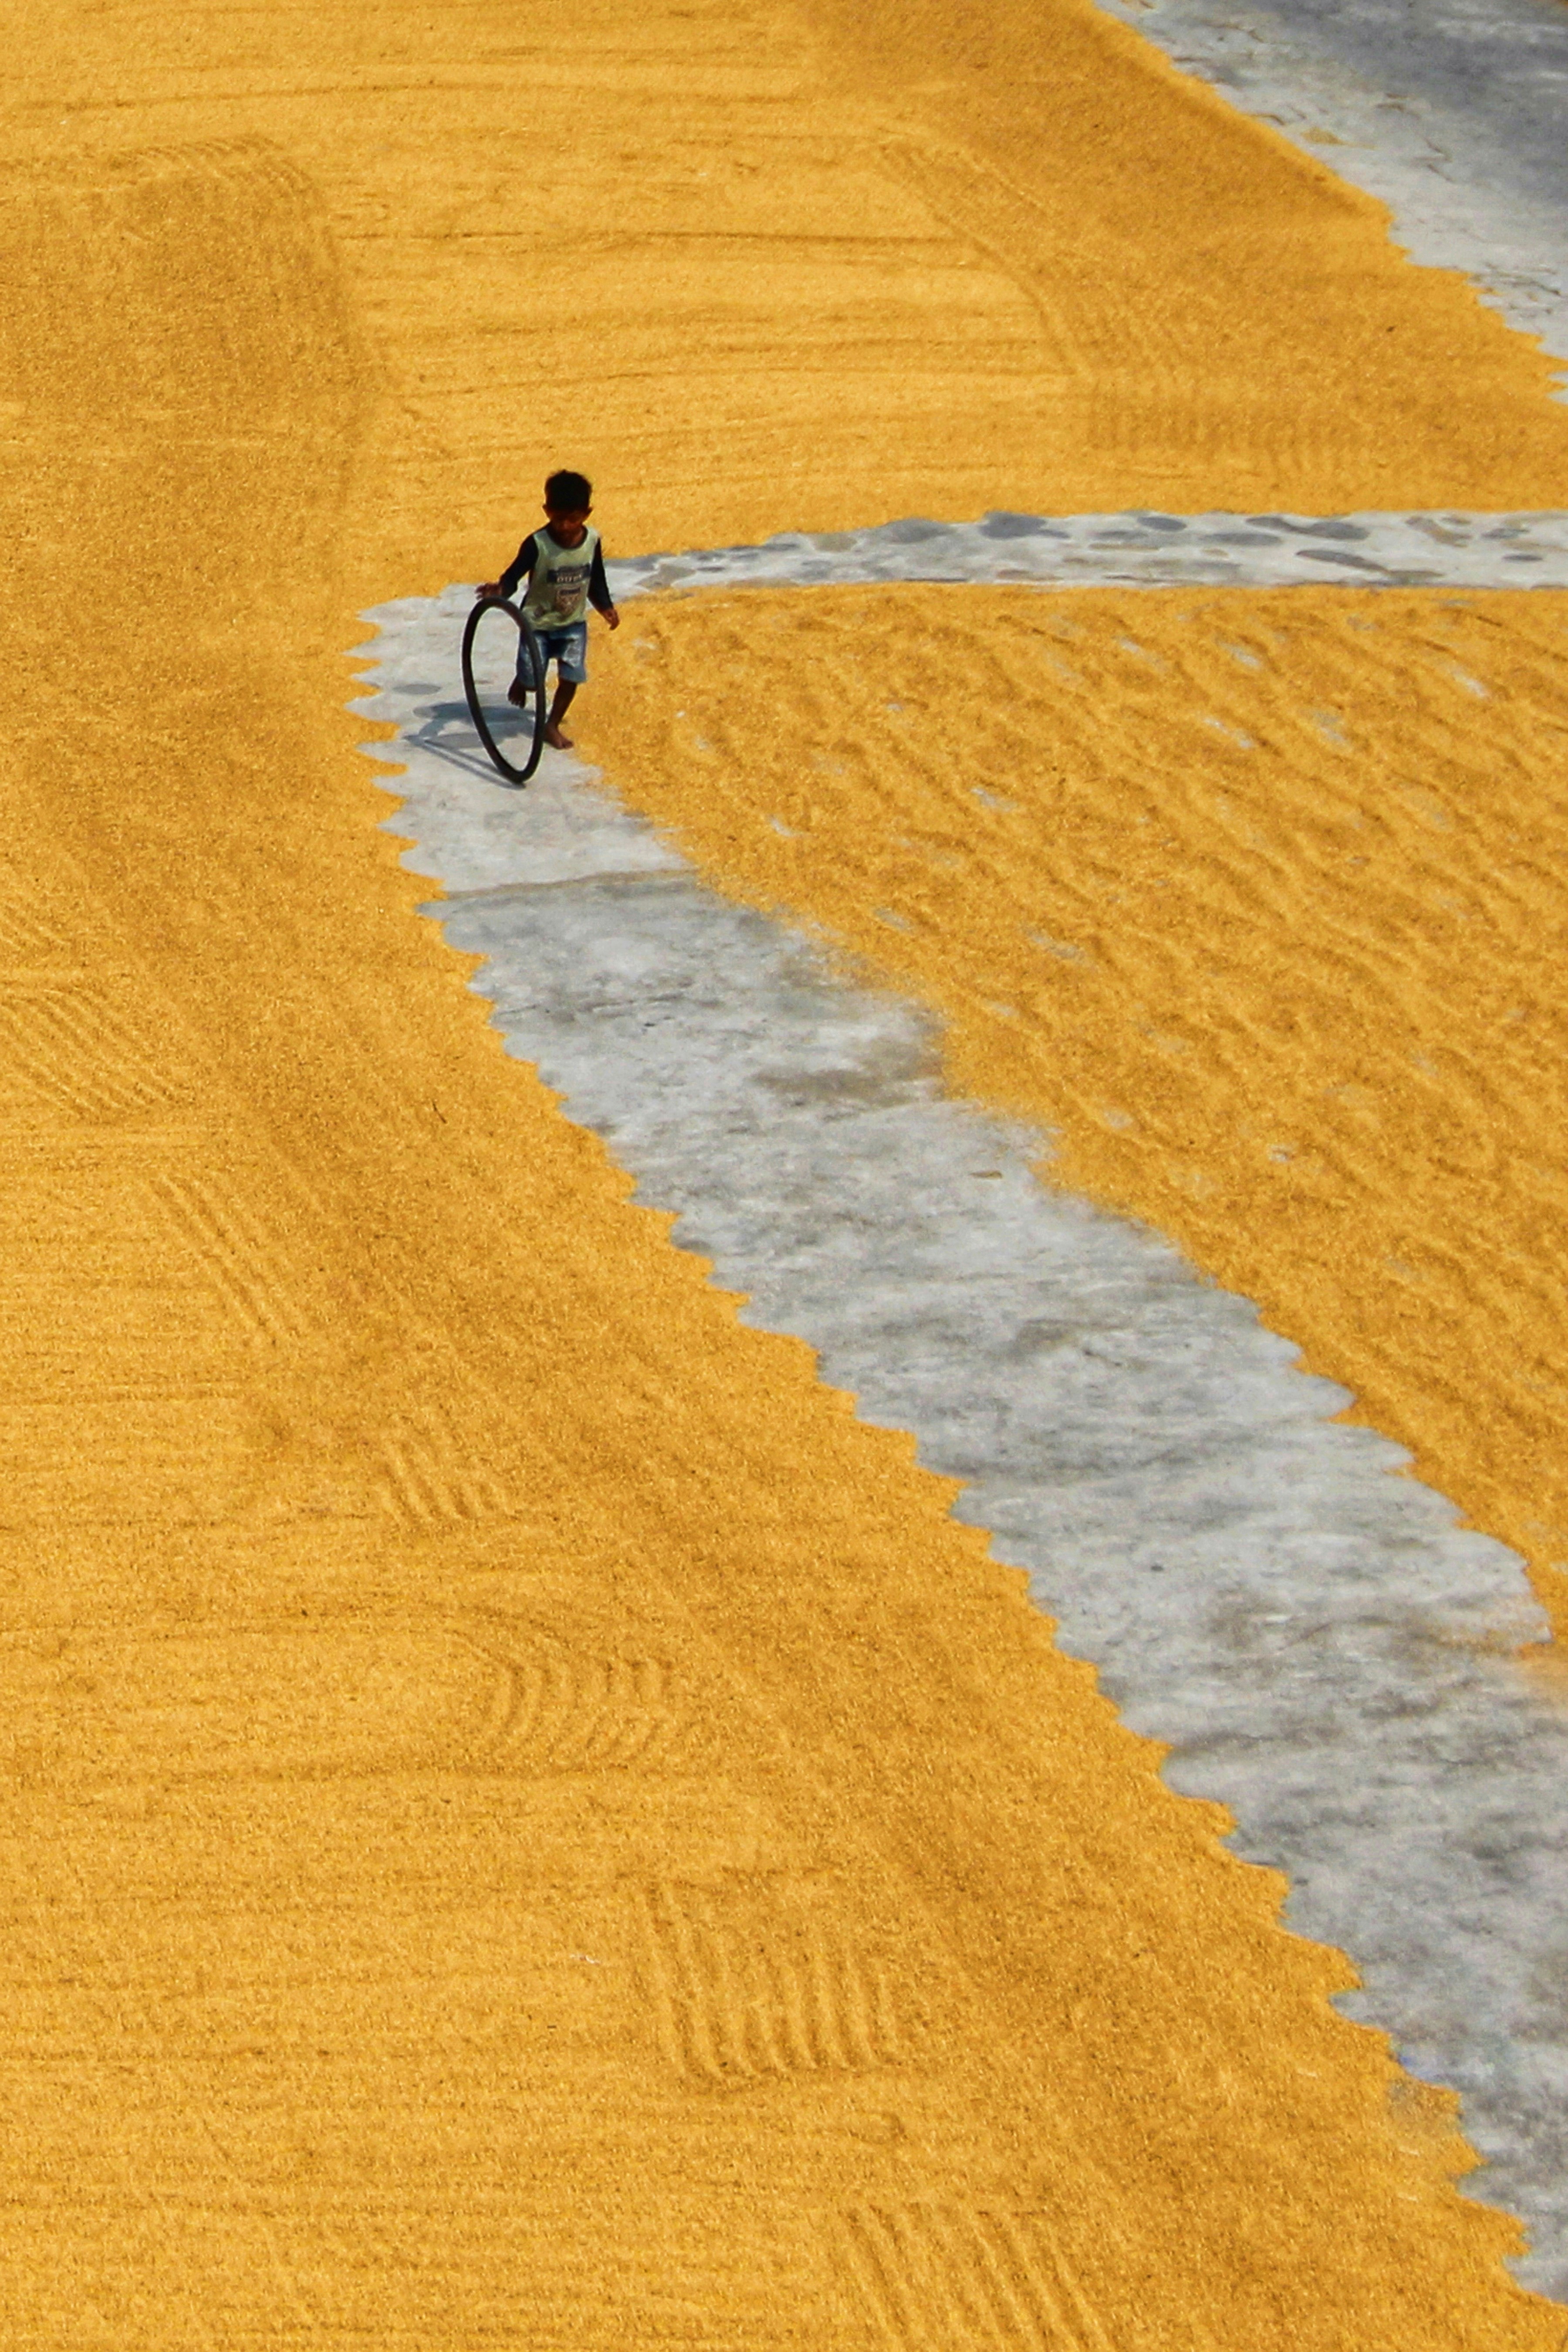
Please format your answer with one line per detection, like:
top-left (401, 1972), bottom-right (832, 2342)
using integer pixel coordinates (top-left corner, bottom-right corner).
top-left (518, 620), bottom-right (588, 686)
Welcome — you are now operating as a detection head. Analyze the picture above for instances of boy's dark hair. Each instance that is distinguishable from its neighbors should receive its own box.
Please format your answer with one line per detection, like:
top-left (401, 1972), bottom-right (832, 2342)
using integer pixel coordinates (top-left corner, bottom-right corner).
top-left (544, 468), bottom-right (592, 512)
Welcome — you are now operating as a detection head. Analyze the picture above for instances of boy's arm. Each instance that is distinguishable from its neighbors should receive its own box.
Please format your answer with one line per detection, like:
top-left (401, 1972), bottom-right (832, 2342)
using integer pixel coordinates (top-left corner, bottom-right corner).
top-left (477, 533), bottom-right (538, 600)
top-left (588, 540), bottom-right (620, 629)
top-left (498, 533), bottom-right (539, 598)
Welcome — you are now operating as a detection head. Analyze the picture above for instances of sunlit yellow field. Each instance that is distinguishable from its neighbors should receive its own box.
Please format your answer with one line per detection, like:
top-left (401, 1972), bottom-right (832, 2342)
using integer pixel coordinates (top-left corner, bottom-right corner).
top-left (2, 0), bottom-right (1567, 2338)
top-left (588, 582), bottom-right (1568, 1632)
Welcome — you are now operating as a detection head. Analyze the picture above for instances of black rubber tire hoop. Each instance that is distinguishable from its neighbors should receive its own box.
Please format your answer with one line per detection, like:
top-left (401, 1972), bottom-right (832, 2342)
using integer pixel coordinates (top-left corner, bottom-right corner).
top-left (462, 595), bottom-right (547, 785)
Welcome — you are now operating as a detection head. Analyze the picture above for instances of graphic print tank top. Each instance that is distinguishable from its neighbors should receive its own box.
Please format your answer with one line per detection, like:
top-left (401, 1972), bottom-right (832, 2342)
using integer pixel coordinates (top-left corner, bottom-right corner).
top-left (520, 525), bottom-right (601, 632)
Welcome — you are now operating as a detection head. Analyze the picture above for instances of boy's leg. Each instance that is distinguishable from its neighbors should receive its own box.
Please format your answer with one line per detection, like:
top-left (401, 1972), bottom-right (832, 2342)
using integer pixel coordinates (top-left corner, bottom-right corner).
top-left (544, 679), bottom-right (578, 747)
top-left (543, 625), bottom-right (588, 748)
top-left (507, 630), bottom-right (545, 708)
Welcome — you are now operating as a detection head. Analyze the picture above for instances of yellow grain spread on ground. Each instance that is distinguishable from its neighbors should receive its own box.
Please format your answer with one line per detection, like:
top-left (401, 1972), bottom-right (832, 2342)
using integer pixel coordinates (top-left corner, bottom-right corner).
top-left (1, 0), bottom-right (1566, 2339)
top-left (589, 583), bottom-right (1568, 1630)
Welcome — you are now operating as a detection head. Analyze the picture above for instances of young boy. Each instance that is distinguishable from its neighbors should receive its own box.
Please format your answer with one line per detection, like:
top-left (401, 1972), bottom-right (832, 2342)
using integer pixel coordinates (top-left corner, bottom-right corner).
top-left (478, 469), bottom-right (620, 749)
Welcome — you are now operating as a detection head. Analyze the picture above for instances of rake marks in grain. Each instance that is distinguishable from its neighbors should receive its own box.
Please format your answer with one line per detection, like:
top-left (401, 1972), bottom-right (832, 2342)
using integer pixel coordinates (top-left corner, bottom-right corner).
top-left (641, 1874), bottom-right (905, 2088)
top-left (841, 2201), bottom-right (1112, 2352)
top-left (0, 983), bottom-right (193, 1120)
top-left (149, 1171), bottom-right (309, 1341)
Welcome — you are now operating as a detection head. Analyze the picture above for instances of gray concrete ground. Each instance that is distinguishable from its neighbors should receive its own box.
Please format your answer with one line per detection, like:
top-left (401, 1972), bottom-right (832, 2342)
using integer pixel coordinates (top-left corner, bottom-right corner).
top-left (607, 507), bottom-right (1568, 597)
top-left (1095, 0), bottom-right (1568, 373)
top-left (354, 523), bottom-right (1568, 2293)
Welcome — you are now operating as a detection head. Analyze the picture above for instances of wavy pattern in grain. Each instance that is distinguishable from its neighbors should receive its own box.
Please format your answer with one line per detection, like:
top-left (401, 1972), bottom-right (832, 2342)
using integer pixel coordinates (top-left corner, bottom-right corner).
top-left (0, 895), bottom-right (67, 966)
top-left (497, 1651), bottom-right (688, 1769)
top-left (148, 1172), bottom-right (310, 1341)
top-left (376, 1399), bottom-right (514, 1526)
top-left (0, 983), bottom-right (192, 1120)
top-left (429, 1608), bottom-right (699, 1774)
top-left (590, 583), bottom-right (1568, 1624)
top-left (840, 2200), bottom-right (1113, 2352)
top-left (639, 1875), bottom-right (904, 2087)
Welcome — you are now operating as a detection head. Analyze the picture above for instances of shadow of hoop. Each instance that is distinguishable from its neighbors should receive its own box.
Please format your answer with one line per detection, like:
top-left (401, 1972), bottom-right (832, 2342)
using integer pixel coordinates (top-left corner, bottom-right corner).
top-left (402, 699), bottom-right (528, 788)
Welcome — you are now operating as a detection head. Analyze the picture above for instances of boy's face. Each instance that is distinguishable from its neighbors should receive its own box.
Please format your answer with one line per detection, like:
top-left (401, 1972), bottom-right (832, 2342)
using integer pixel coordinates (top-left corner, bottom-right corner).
top-left (544, 504), bottom-right (590, 545)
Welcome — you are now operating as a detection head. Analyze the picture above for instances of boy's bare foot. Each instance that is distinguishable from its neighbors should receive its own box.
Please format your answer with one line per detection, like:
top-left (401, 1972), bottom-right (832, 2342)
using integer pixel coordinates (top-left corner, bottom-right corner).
top-left (544, 721), bottom-right (574, 749)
